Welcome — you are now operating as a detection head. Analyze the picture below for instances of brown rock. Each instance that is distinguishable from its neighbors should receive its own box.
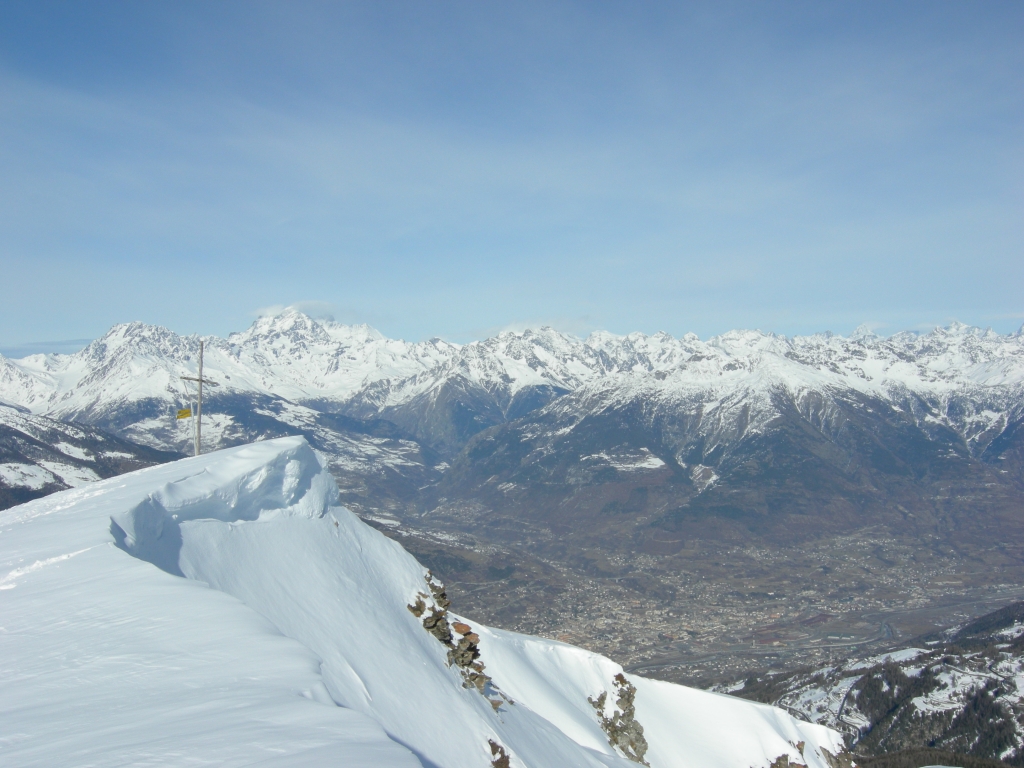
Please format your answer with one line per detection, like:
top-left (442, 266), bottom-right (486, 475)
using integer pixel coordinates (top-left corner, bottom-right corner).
top-left (452, 622), bottom-right (472, 635)
top-left (407, 596), bottom-right (426, 617)
top-left (489, 739), bottom-right (510, 768)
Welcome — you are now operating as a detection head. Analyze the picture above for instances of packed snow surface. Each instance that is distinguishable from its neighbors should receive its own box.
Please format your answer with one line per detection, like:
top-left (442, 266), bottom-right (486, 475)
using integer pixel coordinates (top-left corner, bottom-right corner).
top-left (1, 437), bottom-right (844, 767)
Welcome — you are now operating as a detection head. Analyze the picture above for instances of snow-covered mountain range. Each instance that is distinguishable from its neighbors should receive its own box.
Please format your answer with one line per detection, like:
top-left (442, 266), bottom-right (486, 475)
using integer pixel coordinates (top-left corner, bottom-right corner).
top-left (2, 311), bottom-right (1022, 544)
top-left (4, 314), bottom-right (1023, 765)
top-left (0, 436), bottom-right (847, 767)
top-left (2, 310), bottom-right (1022, 459)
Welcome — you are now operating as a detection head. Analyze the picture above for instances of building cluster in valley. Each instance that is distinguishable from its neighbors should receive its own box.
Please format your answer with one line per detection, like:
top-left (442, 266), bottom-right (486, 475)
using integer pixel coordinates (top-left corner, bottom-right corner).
top-left (371, 515), bottom-right (1024, 686)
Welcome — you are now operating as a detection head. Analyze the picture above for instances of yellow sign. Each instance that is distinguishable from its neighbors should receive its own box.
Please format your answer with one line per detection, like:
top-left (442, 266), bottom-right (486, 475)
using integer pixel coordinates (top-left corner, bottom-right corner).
top-left (176, 408), bottom-right (192, 419)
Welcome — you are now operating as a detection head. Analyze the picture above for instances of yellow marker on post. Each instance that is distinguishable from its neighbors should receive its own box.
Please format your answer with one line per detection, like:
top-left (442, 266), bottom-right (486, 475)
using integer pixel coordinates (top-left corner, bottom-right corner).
top-left (180, 341), bottom-right (218, 455)
top-left (176, 408), bottom-right (192, 419)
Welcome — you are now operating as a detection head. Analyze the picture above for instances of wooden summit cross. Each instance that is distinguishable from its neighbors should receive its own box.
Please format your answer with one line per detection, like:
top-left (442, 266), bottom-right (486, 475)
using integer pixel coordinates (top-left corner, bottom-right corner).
top-left (180, 340), bottom-right (219, 456)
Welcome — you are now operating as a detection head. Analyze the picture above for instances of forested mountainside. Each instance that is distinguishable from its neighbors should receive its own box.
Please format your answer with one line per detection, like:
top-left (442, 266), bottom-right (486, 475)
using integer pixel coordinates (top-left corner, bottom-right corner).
top-left (723, 601), bottom-right (1024, 766)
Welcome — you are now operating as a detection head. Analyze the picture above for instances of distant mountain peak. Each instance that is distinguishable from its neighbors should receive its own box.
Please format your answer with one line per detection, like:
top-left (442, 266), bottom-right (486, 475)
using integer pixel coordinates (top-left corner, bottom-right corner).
top-left (849, 323), bottom-right (878, 340)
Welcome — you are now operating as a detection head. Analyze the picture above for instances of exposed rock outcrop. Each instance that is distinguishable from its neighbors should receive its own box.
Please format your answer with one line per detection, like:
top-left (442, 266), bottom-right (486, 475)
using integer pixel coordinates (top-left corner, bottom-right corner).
top-left (588, 673), bottom-right (650, 765)
top-left (407, 595), bottom-right (426, 617)
top-left (409, 572), bottom-right (511, 712)
top-left (489, 739), bottom-right (510, 768)
top-left (423, 607), bottom-right (453, 645)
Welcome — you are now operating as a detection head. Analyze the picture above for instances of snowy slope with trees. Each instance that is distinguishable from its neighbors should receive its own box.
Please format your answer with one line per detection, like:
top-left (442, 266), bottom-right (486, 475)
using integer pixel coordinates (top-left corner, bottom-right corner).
top-left (0, 436), bottom-right (846, 768)
top-left (0, 402), bottom-right (179, 510)
top-left (716, 602), bottom-right (1024, 765)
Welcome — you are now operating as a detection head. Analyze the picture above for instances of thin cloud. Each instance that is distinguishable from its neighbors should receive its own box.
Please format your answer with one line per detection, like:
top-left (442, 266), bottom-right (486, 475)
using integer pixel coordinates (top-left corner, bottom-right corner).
top-left (253, 301), bottom-right (336, 321)
top-left (0, 339), bottom-right (93, 358)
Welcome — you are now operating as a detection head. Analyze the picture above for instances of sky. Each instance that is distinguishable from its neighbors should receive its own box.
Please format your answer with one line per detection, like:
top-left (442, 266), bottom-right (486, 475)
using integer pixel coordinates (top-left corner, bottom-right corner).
top-left (0, 1), bottom-right (1021, 354)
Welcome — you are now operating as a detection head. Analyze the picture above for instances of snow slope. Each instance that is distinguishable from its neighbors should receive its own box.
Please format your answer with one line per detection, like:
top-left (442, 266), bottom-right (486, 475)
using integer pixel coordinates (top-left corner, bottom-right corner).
top-left (0, 436), bottom-right (844, 767)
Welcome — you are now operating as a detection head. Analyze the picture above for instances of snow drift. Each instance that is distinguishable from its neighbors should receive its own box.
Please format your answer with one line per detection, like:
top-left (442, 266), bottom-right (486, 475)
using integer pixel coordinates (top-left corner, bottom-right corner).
top-left (0, 436), bottom-right (845, 767)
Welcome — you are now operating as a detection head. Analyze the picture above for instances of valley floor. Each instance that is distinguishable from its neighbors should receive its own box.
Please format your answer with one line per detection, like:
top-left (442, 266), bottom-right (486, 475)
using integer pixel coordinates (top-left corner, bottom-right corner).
top-left (367, 512), bottom-right (1024, 689)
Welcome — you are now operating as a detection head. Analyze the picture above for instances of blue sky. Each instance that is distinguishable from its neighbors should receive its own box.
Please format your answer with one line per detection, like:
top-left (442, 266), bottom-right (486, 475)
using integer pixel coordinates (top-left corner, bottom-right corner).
top-left (1, 1), bottom-right (1021, 353)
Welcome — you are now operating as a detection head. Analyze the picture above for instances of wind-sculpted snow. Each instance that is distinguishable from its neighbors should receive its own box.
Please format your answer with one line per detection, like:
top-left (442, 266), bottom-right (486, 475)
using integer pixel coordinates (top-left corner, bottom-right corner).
top-left (1, 437), bottom-right (845, 767)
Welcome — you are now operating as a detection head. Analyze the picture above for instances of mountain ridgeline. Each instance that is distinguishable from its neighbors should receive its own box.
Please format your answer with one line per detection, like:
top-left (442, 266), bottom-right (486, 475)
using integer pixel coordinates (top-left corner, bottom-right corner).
top-left (2, 311), bottom-right (1023, 555)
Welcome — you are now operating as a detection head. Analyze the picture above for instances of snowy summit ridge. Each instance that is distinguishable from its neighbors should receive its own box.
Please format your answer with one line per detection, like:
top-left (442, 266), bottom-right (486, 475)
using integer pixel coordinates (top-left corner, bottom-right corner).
top-left (1, 311), bottom-right (1021, 461)
top-left (0, 436), bottom-right (844, 767)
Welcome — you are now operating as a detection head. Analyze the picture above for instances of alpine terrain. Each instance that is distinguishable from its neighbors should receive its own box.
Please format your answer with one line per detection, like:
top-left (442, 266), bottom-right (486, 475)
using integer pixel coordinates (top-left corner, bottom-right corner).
top-left (0, 402), bottom-right (181, 510)
top-left (0, 436), bottom-right (848, 768)
top-left (720, 600), bottom-right (1024, 766)
top-left (2, 311), bottom-right (1023, 693)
